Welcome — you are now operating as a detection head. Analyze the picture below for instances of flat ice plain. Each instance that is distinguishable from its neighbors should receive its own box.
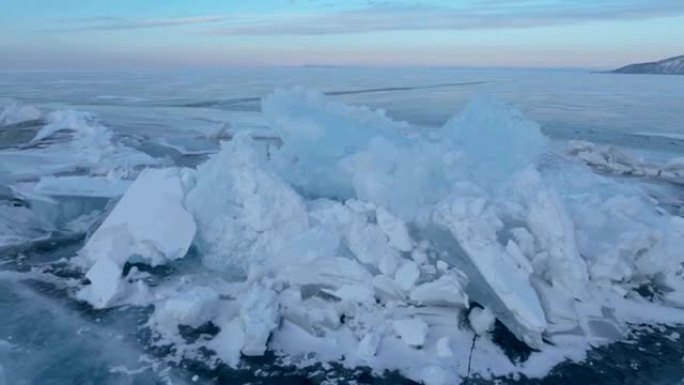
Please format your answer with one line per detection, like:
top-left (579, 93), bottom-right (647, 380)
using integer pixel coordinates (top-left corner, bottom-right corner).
top-left (1, 68), bottom-right (684, 385)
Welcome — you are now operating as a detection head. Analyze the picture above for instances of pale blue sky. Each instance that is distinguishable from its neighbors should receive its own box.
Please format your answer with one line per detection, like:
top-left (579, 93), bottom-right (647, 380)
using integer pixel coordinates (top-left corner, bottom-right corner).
top-left (1, 0), bottom-right (683, 70)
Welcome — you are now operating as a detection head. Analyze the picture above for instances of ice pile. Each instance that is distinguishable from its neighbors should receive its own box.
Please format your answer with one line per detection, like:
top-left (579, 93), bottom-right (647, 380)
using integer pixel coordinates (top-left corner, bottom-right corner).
top-left (0, 109), bottom-right (156, 180)
top-left (31, 110), bottom-right (156, 171)
top-left (0, 108), bottom-right (160, 245)
top-left (73, 89), bottom-right (684, 384)
top-left (567, 140), bottom-right (684, 183)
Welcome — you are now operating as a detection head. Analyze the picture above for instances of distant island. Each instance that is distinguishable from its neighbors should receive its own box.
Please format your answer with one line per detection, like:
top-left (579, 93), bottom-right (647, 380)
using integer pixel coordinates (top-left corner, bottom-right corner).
top-left (610, 55), bottom-right (684, 75)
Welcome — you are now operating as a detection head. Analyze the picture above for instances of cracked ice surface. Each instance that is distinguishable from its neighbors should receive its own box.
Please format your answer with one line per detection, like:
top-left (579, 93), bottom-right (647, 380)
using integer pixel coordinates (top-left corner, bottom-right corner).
top-left (72, 89), bottom-right (684, 385)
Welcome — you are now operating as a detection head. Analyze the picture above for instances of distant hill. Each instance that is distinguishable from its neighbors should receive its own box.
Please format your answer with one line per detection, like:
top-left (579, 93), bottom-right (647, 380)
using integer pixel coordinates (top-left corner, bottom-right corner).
top-left (611, 55), bottom-right (684, 75)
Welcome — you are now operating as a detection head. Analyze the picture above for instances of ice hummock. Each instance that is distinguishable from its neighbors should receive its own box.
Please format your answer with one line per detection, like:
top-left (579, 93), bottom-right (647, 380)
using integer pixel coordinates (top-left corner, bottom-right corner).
top-left (0, 102), bottom-right (41, 126)
top-left (0, 108), bottom-right (157, 180)
top-left (69, 88), bottom-right (684, 385)
top-left (567, 139), bottom-right (684, 184)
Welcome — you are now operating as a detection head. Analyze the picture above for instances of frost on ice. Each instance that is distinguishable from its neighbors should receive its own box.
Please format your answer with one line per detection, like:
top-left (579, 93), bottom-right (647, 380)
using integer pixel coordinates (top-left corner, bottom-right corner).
top-left (71, 88), bottom-right (684, 385)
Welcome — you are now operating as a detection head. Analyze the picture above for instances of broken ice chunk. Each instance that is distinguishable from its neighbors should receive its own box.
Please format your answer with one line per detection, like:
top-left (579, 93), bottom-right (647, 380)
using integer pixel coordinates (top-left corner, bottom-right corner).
top-left (207, 318), bottom-right (245, 367)
top-left (373, 275), bottom-right (406, 303)
top-left (378, 253), bottom-right (399, 276)
top-left (323, 284), bottom-right (375, 305)
top-left (80, 167), bottom-right (196, 268)
top-left (80, 257), bottom-right (123, 308)
top-left (357, 330), bottom-right (382, 361)
top-left (375, 206), bottom-right (413, 252)
top-left (10, 175), bottom-right (132, 228)
top-left (281, 257), bottom-right (373, 289)
top-left (395, 260), bottom-right (420, 292)
top-left (506, 167), bottom-right (589, 298)
top-left (531, 278), bottom-right (581, 334)
top-left (346, 212), bottom-right (401, 269)
top-left (434, 190), bottom-right (547, 348)
top-left (239, 284), bottom-right (280, 356)
top-left (435, 336), bottom-right (453, 358)
top-left (392, 318), bottom-right (429, 347)
top-left (280, 292), bottom-right (341, 336)
top-left (77, 168), bottom-right (196, 308)
top-left (277, 225), bottom-right (341, 266)
top-left (468, 307), bottom-right (495, 336)
top-left (409, 273), bottom-right (468, 308)
top-left (25, 175), bottom-right (131, 199)
top-left (155, 287), bottom-right (220, 328)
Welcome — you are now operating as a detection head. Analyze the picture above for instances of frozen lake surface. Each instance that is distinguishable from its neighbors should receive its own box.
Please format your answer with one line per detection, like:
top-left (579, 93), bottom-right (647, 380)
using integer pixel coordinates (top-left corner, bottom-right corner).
top-left (1, 68), bottom-right (683, 385)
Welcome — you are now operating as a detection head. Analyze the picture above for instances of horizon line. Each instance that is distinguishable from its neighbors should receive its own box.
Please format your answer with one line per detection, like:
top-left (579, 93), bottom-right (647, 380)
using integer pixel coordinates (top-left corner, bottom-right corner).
top-left (0, 63), bottom-right (611, 73)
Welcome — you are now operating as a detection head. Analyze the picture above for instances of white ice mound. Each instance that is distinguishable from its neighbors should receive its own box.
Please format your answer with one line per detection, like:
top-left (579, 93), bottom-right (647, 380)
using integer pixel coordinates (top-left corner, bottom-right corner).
top-left (262, 87), bottom-right (411, 198)
top-left (78, 168), bottom-right (196, 308)
top-left (186, 133), bottom-right (309, 275)
top-left (0, 102), bottom-right (41, 126)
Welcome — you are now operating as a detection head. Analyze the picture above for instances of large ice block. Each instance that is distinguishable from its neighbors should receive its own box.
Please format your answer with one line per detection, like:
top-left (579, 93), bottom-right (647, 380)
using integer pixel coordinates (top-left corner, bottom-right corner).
top-left (78, 168), bottom-right (196, 308)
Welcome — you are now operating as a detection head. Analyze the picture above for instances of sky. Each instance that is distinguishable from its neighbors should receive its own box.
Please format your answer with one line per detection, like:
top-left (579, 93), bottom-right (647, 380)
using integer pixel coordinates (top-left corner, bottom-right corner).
top-left (1, 0), bottom-right (683, 70)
